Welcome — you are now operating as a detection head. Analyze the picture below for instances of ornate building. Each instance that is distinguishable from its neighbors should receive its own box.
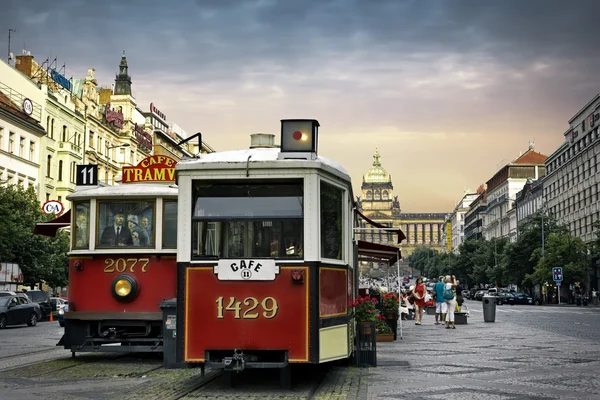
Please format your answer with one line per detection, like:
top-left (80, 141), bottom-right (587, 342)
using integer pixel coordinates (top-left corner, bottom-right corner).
top-left (356, 150), bottom-right (446, 275)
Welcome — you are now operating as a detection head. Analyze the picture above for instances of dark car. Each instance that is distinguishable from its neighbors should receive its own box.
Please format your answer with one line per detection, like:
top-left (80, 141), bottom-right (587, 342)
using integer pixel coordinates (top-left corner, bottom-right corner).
top-left (0, 295), bottom-right (42, 328)
top-left (495, 292), bottom-right (516, 305)
top-left (512, 292), bottom-right (534, 305)
top-left (24, 290), bottom-right (52, 320)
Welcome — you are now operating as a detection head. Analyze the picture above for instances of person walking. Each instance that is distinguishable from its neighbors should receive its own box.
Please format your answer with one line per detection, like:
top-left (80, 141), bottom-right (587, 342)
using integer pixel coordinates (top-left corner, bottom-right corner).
top-left (413, 276), bottom-right (426, 325)
top-left (444, 275), bottom-right (458, 329)
top-left (434, 275), bottom-right (446, 325)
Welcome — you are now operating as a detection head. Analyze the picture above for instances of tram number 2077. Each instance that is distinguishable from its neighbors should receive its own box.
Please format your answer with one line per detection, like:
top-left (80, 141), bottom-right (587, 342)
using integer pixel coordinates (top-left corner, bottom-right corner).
top-left (104, 258), bottom-right (151, 273)
top-left (215, 296), bottom-right (279, 319)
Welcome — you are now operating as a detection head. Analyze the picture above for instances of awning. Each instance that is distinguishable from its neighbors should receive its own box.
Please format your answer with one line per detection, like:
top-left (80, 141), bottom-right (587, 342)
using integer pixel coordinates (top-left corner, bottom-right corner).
top-left (355, 209), bottom-right (406, 244)
top-left (33, 210), bottom-right (71, 237)
top-left (357, 240), bottom-right (401, 266)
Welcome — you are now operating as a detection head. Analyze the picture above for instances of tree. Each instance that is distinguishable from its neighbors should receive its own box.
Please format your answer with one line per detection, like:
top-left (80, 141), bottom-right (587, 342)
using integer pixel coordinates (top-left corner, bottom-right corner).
top-left (0, 184), bottom-right (69, 288)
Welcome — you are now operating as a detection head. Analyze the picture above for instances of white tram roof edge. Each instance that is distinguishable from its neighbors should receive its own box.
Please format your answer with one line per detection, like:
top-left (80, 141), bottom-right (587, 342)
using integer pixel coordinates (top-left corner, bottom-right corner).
top-left (67, 183), bottom-right (178, 201)
top-left (177, 148), bottom-right (351, 180)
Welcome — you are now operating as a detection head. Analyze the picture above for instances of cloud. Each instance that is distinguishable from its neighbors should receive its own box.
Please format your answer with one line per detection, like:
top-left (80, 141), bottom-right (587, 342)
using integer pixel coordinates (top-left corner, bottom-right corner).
top-left (1, 0), bottom-right (598, 211)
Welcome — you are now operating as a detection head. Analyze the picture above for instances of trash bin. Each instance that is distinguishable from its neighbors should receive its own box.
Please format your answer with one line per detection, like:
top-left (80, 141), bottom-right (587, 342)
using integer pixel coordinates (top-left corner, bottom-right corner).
top-left (159, 298), bottom-right (190, 369)
top-left (482, 295), bottom-right (496, 322)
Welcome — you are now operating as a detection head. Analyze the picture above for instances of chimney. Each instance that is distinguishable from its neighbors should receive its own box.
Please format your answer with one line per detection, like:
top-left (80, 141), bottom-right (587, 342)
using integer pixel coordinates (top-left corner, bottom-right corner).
top-left (99, 87), bottom-right (112, 104)
top-left (15, 55), bottom-right (34, 77)
top-left (250, 133), bottom-right (276, 148)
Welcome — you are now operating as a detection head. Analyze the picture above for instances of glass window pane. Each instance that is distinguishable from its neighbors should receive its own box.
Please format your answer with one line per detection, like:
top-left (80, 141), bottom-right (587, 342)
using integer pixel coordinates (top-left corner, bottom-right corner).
top-left (73, 201), bottom-right (90, 249)
top-left (163, 200), bottom-right (177, 248)
top-left (97, 201), bottom-right (155, 248)
top-left (320, 181), bottom-right (343, 260)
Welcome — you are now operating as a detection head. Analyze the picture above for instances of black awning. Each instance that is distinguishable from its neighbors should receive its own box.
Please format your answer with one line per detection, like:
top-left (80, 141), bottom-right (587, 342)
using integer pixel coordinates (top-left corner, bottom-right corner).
top-left (355, 209), bottom-right (406, 244)
top-left (33, 210), bottom-right (71, 237)
top-left (357, 240), bottom-right (401, 266)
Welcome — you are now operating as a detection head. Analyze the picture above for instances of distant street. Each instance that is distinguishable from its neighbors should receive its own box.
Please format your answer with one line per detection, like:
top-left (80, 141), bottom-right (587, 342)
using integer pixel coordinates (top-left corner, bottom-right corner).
top-left (466, 300), bottom-right (600, 343)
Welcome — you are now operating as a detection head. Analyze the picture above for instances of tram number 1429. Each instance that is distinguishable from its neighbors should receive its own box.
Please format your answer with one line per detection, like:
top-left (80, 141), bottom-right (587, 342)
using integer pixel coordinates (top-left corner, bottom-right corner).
top-left (216, 296), bottom-right (279, 319)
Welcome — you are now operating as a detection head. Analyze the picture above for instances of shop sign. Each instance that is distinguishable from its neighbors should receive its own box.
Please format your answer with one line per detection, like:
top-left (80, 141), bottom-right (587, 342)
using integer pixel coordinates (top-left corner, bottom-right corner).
top-left (42, 200), bottom-right (64, 215)
top-left (105, 103), bottom-right (124, 129)
top-left (122, 155), bottom-right (177, 183)
top-left (50, 69), bottom-right (71, 91)
top-left (150, 102), bottom-right (167, 122)
top-left (134, 123), bottom-right (153, 152)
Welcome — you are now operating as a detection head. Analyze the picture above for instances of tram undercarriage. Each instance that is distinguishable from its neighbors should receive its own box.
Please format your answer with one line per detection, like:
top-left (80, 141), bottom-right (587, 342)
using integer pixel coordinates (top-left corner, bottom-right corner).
top-left (58, 316), bottom-right (163, 355)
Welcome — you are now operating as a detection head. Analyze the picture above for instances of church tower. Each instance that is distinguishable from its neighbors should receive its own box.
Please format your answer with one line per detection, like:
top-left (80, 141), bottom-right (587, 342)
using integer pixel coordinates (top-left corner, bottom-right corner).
top-left (114, 50), bottom-right (132, 96)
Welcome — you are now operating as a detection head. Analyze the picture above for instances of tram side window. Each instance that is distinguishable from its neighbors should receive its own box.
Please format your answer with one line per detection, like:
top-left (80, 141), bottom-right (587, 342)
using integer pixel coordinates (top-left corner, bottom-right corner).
top-left (163, 200), bottom-right (177, 248)
top-left (73, 201), bottom-right (90, 249)
top-left (320, 181), bottom-right (343, 260)
top-left (97, 201), bottom-right (155, 248)
top-left (191, 180), bottom-right (303, 259)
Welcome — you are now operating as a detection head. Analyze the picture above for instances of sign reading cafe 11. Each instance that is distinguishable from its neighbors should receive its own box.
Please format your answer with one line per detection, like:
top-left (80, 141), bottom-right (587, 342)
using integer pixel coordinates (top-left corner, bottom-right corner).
top-left (122, 155), bottom-right (178, 183)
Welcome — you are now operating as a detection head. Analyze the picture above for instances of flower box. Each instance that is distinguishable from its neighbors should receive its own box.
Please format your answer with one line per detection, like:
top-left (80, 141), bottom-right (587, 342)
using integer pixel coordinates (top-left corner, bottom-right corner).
top-left (376, 333), bottom-right (394, 342)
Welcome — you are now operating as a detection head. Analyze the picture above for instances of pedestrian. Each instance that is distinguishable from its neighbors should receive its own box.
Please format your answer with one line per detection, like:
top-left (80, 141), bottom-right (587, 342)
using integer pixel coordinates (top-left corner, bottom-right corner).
top-left (434, 275), bottom-right (446, 325)
top-left (444, 275), bottom-right (458, 329)
top-left (413, 276), bottom-right (426, 325)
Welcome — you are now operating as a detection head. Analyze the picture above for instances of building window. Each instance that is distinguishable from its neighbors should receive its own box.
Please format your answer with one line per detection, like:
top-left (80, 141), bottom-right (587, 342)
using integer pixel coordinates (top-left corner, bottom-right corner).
top-left (62, 125), bottom-right (67, 142)
top-left (47, 155), bottom-right (52, 178)
top-left (9, 132), bottom-right (15, 153)
top-left (46, 193), bottom-right (50, 201)
top-left (51, 119), bottom-right (54, 139)
top-left (29, 142), bottom-right (35, 161)
top-left (0, 126), bottom-right (3, 150)
top-left (58, 160), bottom-right (63, 181)
top-left (19, 137), bottom-right (25, 158)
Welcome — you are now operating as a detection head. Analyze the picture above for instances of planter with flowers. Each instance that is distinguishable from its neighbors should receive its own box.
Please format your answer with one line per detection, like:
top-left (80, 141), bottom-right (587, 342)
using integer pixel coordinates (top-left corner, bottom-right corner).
top-left (381, 292), bottom-right (399, 320)
top-left (351, 294), bottom-right (378, 334)
top-left (375, 315), bottom-right (394, 342)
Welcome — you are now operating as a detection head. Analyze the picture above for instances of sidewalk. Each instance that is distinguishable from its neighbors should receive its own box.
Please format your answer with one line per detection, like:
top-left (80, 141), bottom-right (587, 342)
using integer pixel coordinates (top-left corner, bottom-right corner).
top-left (367, 310), bottom-right (600, 399)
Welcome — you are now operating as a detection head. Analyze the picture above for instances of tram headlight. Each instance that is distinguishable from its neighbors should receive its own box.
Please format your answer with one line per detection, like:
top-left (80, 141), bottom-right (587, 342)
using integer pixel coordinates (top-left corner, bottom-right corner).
top-left (111, 275), bottom-right (138, 303)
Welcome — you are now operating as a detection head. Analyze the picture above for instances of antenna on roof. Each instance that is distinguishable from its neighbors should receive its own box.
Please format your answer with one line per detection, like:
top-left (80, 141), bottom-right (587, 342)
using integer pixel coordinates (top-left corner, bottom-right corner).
top-left (7, 28), bottom-right (16, 65)
top-left (528, 138), bottom-right (535, 150)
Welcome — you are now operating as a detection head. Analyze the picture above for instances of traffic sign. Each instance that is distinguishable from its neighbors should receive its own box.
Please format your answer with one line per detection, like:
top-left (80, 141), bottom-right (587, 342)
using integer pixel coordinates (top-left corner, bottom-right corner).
top-left (552, 267), bottom-right (563, 281)
top-left (76, 165), bottom-right (98, 186)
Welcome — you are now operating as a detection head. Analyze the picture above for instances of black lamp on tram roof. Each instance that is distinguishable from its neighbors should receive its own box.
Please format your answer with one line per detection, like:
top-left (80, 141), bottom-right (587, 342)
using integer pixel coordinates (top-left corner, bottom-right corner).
top-left (278, 119), bottom-right (319, 159)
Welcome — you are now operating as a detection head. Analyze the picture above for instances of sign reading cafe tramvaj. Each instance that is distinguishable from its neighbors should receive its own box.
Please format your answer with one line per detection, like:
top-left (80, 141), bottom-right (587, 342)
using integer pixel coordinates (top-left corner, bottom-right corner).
top-left (122, 155), bottom-right (177, 183)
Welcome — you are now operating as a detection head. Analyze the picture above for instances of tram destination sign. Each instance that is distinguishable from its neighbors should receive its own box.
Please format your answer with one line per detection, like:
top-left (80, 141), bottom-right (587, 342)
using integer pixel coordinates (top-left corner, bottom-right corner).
top-left (214, 259), bottom-right (280, 281)
top-left (122, 155), bottom-right (177, 183)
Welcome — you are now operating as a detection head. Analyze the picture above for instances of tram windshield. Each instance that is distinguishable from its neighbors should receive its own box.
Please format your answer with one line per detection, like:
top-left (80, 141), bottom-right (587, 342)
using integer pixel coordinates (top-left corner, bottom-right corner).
top-left (191, 180), bottom-right (303, 259)
top-left (96, 200), bottom-right (155, 248)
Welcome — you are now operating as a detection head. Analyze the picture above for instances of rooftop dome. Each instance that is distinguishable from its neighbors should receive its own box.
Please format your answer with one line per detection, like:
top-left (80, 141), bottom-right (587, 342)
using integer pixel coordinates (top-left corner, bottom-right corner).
top-left (363, 150), bottom-right (391, 183)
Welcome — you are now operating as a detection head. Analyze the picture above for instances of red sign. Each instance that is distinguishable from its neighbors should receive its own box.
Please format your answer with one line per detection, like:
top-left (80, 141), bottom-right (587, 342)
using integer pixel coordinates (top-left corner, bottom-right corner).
top-left (105, 103), bottom-right (124, 129)
top-left (134, 123), bottom-right (153, 152)
top-left (150, 103), bottom-right (167, 122)
top-left (122, 155), bottom-right (177, 183)
top-left (184, 266), bottom-right (309, 363)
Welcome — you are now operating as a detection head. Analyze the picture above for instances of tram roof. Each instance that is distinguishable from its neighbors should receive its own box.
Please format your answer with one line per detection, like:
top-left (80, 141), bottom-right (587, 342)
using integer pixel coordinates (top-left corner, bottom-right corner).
top-left (177, 148), bottom-right (351, 181)
top-left (67, 183), bottom-right (178, 201)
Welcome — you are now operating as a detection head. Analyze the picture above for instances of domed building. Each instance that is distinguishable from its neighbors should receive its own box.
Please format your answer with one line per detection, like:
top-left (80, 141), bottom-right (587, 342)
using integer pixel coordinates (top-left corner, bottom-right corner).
top-left (356, 150), bottom-right (447, 276)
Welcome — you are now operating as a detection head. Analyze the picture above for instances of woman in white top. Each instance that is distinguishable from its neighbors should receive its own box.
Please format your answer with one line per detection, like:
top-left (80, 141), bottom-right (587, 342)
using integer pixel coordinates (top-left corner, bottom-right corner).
top-left (445, 275), bottom-right (457, 329)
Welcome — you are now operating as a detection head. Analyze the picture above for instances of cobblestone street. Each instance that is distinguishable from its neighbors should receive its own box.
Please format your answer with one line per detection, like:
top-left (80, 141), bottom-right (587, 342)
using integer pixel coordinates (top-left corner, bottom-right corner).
top-left (2, 302), bottom-right (600, 399)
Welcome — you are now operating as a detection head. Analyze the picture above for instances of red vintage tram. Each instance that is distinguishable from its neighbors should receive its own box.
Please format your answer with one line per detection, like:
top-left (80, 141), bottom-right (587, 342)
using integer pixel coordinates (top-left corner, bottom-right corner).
top-left (58, 156), bottom-right (179, 355)
top-left (173, 120), bottom-right (404, 385)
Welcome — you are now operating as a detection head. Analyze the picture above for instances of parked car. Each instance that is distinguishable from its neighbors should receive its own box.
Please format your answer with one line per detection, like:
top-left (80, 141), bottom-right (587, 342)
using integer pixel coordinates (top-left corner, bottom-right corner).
top-left (0, 294), bottom-right (42, 328)
top-left (24, 290), bottom-right (52, 320)
top-left (474, 290), bottom-right (487, 301)
top-left (512, 292), bottom-right (534, 305)
top-left (50, 297), bottom-right (68, 318)
top-left (58, 303), bottom-right (68, 327)
top-left (495, 292), bottom-right (516, 306)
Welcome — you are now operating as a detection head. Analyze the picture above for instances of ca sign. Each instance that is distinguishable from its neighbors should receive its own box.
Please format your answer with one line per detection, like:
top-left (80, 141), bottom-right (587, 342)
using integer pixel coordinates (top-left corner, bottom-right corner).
top-left (42, 200), bottom-right (64, 215)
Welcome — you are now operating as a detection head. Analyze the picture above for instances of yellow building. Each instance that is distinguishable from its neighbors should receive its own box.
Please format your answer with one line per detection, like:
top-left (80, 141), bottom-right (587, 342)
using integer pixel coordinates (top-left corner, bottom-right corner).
top-left (356, 151), bottom-right (447, 275)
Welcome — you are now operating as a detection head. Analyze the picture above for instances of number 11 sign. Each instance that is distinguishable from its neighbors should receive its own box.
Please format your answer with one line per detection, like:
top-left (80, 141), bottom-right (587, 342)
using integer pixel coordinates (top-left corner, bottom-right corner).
top-left (76, 165), bottom-right (98, 186)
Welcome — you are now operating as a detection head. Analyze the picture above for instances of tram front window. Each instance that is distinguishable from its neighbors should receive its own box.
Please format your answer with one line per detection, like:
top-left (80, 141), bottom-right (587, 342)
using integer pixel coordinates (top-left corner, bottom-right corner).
top-left (191, 180), bottom-right (303, 259)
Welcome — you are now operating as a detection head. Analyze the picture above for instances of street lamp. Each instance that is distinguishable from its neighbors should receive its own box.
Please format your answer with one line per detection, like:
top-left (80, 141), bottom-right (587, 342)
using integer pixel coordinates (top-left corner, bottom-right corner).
top-left (108, 143), bottom-right (130, 150)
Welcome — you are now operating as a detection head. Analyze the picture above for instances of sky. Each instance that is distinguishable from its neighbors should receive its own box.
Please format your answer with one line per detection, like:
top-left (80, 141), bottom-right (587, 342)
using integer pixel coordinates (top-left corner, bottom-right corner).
top-left (2, 0), bottom-right (599, 212)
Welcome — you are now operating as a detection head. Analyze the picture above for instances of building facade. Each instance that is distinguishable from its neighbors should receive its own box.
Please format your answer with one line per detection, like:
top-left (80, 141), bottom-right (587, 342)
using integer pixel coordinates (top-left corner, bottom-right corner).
top-left (356, 151), bottom-right (446, 274)
top-left (544, 93), bottom-right (600, 243)
top-left (515, 178), bottom-right (544, 231)
top-left (446, 191), bottom-right (479, 252)
top-left (464, 184), bottom-right (487, 241)
top-left (483, 145), bottom-right (547, 242)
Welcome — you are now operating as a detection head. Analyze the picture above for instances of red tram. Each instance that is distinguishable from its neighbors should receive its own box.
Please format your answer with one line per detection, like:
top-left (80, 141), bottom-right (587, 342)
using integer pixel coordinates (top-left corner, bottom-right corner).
top-left (58, 156), bottom-right (179, 355)
top-left (173, 119), bottom-right (403, 384)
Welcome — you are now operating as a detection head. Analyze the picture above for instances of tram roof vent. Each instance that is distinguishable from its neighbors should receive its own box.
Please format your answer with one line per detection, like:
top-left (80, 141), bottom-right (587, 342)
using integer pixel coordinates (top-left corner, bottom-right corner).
top-left (250, 133), bottom-right (277, 148)
top-left (278, 119), bottom-right (319, 160)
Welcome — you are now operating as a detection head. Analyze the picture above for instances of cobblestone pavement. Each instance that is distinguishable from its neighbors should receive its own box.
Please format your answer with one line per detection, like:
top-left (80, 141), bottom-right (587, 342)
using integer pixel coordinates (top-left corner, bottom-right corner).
top-left (368, 301), bottom-right (600, 400)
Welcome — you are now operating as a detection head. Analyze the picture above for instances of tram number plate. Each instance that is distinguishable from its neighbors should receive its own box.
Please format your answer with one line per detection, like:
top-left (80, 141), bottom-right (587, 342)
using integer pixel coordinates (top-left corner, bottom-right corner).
top-left (104, 258), bottom-right (150, 273)
top-left (215, 296), bottom-right (279, 319)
